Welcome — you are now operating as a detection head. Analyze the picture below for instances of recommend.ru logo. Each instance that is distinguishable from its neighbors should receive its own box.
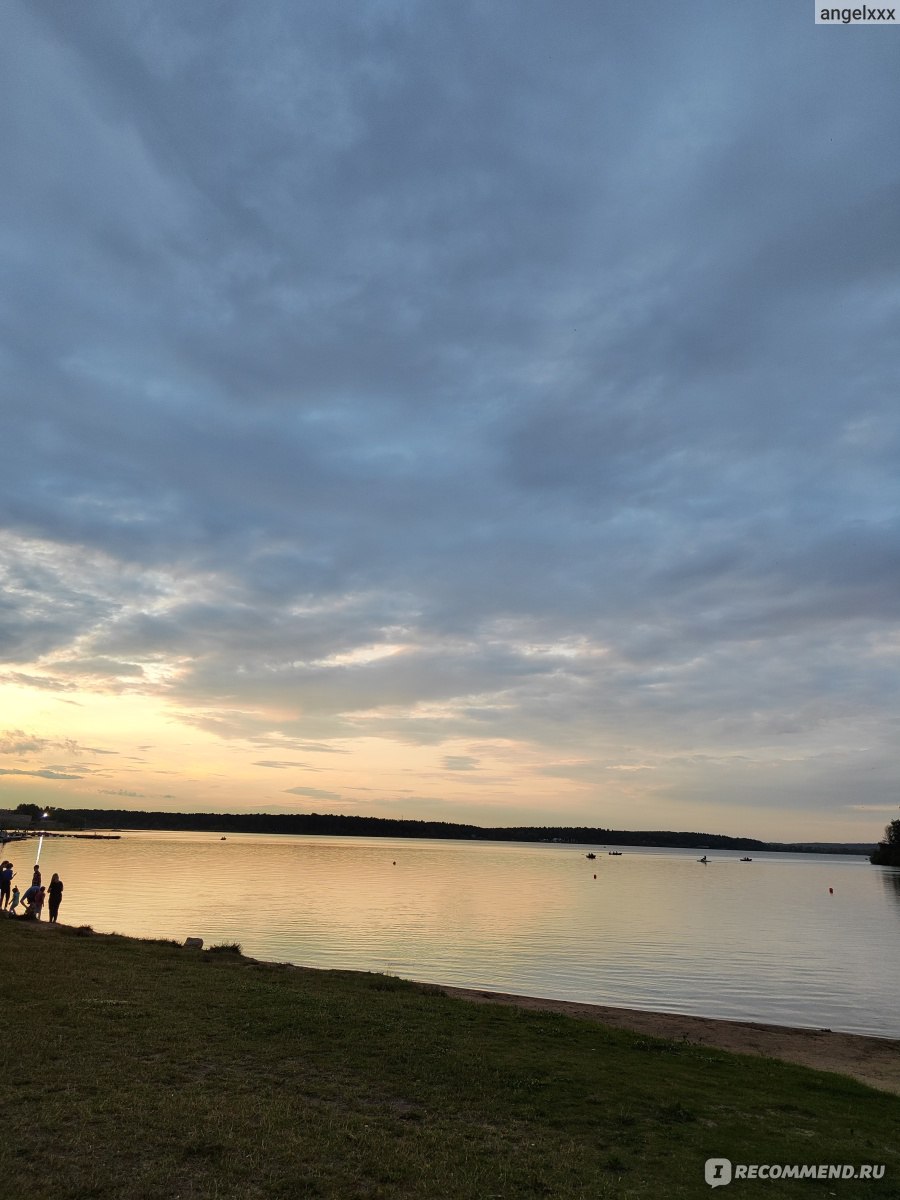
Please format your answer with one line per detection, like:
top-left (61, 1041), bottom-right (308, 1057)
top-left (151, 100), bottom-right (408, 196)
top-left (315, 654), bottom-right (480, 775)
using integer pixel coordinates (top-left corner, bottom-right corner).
top-left (705, 1159), bottom-right (732, 1188)
top-left (705, 1158), bottom-right (886, 1185)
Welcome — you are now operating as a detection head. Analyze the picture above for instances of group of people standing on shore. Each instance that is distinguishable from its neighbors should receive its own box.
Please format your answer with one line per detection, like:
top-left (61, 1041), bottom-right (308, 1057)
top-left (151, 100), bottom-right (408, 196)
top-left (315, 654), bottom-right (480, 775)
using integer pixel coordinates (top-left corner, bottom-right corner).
top-left (0, 860), bottom-right (64, 922)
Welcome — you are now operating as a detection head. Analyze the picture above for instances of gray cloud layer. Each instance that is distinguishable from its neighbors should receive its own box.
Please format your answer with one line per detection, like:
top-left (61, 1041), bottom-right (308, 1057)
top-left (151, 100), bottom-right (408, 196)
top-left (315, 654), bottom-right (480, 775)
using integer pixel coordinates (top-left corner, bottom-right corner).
top-left (1, 1), bottom-right (898, 830)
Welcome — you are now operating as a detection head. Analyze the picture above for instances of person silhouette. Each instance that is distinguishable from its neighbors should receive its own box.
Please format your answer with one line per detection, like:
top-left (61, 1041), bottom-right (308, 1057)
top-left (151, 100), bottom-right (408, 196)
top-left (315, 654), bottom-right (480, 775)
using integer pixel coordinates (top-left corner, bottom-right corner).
top-left (47, 873), bottom-right (64, 923)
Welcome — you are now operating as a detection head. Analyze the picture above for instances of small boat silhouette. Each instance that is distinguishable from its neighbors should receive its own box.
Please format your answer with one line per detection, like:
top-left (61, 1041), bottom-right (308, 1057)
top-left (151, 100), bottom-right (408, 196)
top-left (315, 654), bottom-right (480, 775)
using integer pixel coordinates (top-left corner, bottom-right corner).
top-left (585, 852), bottom-right (596, 860)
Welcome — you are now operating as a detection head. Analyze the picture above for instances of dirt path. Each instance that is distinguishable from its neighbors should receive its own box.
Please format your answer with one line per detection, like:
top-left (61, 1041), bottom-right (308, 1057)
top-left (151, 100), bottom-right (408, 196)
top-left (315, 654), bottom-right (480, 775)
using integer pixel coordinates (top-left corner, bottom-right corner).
top-left (440, 986), bottom-right (900, 1096)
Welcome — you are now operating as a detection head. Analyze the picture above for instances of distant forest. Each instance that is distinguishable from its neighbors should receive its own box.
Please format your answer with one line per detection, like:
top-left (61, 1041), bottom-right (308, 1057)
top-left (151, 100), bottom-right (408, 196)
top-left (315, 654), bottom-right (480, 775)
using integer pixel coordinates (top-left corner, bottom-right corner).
top-left (25, 806), bottom-right (873, 854)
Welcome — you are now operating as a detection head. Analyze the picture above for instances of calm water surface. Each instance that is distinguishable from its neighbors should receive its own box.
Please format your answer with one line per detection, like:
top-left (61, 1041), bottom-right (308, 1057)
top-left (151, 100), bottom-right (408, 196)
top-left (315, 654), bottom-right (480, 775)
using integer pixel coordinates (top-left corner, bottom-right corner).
top-left (15, 830), bottom-right (900, 1037)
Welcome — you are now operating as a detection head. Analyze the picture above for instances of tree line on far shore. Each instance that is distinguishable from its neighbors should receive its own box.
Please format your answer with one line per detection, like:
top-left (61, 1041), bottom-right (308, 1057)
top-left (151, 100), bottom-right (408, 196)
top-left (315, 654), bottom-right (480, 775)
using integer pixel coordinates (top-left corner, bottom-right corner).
top-left (9, 803), bottom-right (875, 854)
top-left (870, 820), bottom-right (900, 866)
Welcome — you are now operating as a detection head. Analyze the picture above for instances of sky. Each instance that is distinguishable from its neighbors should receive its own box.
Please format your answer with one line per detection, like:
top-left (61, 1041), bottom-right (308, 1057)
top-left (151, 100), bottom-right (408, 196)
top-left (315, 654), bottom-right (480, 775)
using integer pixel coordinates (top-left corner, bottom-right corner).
top-left (1, 1), bottom-right (898, 841)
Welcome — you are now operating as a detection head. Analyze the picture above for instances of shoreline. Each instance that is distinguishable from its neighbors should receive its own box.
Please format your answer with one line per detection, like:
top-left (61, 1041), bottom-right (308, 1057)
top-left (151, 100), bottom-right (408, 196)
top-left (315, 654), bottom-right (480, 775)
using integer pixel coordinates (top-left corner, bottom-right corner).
top-left (2, 819), bottom-right (876, 856)
top-left (10, 914), bottom-right (900, 1094)
top-left (436, 984), bottom-right (900, 1095)
top-left (7, 919), bottom-right (900, 1198)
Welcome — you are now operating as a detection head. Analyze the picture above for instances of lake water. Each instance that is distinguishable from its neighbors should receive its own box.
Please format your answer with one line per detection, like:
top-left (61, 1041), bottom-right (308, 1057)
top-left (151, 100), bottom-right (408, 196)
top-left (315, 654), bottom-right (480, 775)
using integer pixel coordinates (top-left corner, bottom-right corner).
top-left (10, 830), bottom-right (900, 1038)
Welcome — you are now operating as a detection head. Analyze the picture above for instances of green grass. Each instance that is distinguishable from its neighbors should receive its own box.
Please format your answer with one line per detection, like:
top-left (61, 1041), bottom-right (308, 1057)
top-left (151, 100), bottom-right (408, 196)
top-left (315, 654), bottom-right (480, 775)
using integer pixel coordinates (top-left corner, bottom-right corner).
top-left (1, 919), bottom-right (898, 1199)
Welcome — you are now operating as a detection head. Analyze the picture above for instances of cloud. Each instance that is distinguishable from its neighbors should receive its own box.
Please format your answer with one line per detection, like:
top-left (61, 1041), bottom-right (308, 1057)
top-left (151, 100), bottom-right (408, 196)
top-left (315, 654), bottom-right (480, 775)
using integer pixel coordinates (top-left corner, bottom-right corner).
top-left (0, 731), bottom-right (51, 756)
top-left (253, 760), bottom-right (311, 769)
top-left (0, 672), bottom-right (78, 692)
top-left (48, 657), bottom-right (145, 680)
top-left (441, 755), bottom-right (479, 772)
top-left (0, 1), bottom-right (897, 835)
top-left (0, 730), bottom-right (114, 758)
top-left (283, 786), bottom-right (342, 802)
top-left (0, 768), bottom-right (82, 781)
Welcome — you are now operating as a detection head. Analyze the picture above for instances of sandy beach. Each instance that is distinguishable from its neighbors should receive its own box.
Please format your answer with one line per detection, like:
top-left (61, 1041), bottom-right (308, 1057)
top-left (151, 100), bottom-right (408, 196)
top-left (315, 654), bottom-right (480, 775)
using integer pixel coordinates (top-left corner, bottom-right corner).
top-left (440, 986), bottom-right (900, 1096)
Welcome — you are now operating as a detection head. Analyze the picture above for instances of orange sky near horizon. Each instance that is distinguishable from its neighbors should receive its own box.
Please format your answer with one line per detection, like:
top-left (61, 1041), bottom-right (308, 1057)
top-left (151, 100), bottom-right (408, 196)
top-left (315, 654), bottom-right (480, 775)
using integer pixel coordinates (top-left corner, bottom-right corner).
top-left (1, 675), bottom-right (891, 844)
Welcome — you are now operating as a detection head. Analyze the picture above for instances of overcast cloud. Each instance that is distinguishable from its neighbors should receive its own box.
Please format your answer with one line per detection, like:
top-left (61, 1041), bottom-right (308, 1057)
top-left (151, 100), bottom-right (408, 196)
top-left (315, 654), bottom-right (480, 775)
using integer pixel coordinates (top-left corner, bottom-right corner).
top-left (1, 1), bottom-right (898, 838)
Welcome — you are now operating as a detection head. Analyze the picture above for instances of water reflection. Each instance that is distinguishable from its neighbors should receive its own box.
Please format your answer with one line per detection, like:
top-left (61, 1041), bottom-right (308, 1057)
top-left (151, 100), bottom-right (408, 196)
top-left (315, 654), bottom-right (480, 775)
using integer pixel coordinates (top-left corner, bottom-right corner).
top-left (19, 831), bottom-right (900, 1037)
top-left (879, 867), bottom-right (900, 911)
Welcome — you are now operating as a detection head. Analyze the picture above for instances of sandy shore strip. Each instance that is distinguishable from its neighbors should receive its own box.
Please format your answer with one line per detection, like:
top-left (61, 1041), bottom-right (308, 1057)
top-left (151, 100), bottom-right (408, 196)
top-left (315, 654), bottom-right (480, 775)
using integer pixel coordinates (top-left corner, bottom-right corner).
top-left (439, 986), bottom-right (900, 1096)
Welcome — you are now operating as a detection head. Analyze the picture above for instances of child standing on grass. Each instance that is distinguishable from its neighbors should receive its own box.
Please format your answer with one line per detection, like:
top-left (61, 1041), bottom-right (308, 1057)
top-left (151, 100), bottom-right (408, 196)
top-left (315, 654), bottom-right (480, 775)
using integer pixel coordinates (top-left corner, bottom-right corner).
top-left (9, 884), bottom-right (20, 914)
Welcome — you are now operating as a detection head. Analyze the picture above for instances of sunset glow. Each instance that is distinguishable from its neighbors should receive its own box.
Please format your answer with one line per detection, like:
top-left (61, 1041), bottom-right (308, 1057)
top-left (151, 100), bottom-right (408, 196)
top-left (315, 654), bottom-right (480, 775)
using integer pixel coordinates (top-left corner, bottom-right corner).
top-left (2, 4), bottom-right (898, 842)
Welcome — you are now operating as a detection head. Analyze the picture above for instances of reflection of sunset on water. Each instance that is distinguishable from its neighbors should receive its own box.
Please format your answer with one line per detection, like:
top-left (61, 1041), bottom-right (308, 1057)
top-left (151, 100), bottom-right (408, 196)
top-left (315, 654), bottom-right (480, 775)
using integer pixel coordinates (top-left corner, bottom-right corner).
top-left (22, 830), bottom-right (900, 1038)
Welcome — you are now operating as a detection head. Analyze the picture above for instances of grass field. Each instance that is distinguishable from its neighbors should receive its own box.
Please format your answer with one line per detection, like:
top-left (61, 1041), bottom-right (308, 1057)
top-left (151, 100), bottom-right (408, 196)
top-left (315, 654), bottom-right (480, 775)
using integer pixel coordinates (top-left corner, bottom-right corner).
top-left (2, 917), bottom-right (898, 1198)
